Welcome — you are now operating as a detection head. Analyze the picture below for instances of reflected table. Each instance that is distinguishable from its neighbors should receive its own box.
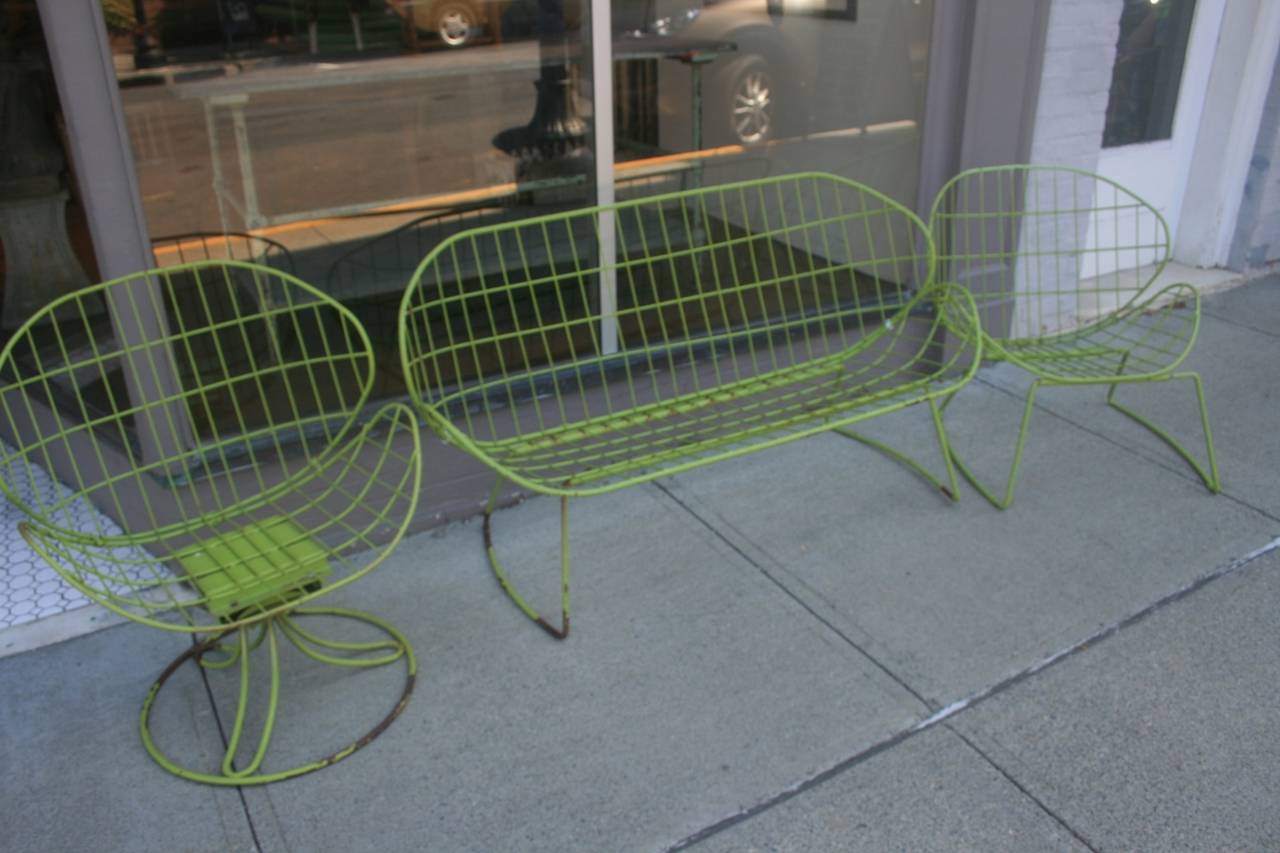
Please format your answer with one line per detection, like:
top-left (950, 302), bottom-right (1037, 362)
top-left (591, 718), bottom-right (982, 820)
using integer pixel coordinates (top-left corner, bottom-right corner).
top-left (176, 39), bottom-right (734, 233)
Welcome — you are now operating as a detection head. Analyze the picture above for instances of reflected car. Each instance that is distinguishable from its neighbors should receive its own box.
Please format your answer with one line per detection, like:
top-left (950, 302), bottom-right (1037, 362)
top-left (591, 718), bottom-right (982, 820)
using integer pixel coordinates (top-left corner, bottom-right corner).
top-left (398, 0), bottom-right (500, 48)
top-left (396, 0), bottom-right (927, 149)
top-left (624, 0), bottom-right (811, 147)
top-left (620, 0), bottom-right (928, 147)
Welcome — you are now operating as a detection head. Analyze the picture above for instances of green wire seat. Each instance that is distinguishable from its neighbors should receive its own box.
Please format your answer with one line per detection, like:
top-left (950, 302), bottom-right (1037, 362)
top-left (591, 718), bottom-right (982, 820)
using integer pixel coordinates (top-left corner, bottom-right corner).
top-left (401, 172), bottom-right (982, 638)
top-left (0, 260), bottom-right (422, 785)
top-left (929, 164), bottom-right (1220, 508)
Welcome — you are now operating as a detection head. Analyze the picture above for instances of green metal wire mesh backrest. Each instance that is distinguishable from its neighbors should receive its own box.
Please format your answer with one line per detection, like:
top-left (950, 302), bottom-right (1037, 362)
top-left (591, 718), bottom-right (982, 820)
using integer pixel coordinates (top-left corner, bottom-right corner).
top-left (401, 172), bottom-right (958, 486)
top-left (326, 162), bottom-right (768, 377)
top-left (0, 260), bottom-right (413, 631)
top-left (929, 165), bottom-right (1171, 347)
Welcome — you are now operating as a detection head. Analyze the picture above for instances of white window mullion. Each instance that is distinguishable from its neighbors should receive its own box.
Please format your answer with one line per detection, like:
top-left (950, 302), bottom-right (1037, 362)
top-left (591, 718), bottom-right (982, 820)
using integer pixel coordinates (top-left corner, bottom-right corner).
top-left (589, 0), bottom-right (618, 355)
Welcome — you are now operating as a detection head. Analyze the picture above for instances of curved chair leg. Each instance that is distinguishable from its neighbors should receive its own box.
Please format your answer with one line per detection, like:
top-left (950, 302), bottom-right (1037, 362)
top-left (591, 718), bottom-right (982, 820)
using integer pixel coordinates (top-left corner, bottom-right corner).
top-left (1107, 370), bottom-right (1221, 493)
top-left (484, 477), bottom-right (570, 640)
top-left (831, 398), bottom-right (960, 502)
top-left (939, 379), bottom-right (1042, 510)
top-left (140, 607), bottom-right (414, 785)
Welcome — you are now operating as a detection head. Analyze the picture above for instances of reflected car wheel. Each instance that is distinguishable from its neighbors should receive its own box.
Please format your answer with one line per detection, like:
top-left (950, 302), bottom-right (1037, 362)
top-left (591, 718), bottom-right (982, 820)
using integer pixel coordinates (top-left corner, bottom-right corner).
top-left (433, 0), bottom-right (480, 48)
top-left (711, 55), bottom-right (775, 147)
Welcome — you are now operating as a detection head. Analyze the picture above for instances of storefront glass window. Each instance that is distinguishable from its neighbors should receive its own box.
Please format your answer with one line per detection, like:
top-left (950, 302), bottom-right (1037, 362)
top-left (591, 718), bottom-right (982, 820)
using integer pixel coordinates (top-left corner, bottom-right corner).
top-left (1102, 0), bottom-right (1197, 148)
top-left (1, 1), bottom-right (98, 342)
top-left (90, 0), bottom-right (932, 449)
top-left (103, 0), bottom-right (595, 406)
top-left (612, 0), bottom-right (933, 204)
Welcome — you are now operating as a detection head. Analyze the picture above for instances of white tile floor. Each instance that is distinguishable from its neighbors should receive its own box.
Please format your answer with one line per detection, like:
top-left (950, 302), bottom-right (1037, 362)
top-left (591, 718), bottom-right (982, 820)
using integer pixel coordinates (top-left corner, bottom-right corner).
top-left (0, 445), bottom-right (126, 631)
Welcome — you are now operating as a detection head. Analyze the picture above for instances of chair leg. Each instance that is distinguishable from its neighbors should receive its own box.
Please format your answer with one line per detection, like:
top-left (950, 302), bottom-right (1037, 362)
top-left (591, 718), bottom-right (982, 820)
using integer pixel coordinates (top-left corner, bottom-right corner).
top-left (484, 477), bottom-right (570, 640)
top-left (940, 379), bottom-right (1042, 510)
top-left (139, 608), bottom-right (414, 786)
top-left (830, 397), bottom-right (960, 502)
top-left (930, 396), bottom-right (962, 502)
top-left (1107, 371), bottom-right (1222, 494)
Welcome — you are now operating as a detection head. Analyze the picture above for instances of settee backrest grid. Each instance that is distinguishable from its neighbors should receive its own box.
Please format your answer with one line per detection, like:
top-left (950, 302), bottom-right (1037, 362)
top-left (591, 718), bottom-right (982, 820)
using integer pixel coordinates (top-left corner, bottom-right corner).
top-left (402, 174), bottom-right (937, 447)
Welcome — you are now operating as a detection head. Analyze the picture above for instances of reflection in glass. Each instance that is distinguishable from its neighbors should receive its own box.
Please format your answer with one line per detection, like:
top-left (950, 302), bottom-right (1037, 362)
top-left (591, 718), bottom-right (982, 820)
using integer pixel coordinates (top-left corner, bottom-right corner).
top-left (1, 1), bottom-right (96, 337)
top-left (103, 0), bottom-right (932, 445)
top-left (106, 0), bottom-right (595, 413)
top-left (610, 0), bottom-right (932, 210)
top-left (1103, 0), bottom-right (1197, 148)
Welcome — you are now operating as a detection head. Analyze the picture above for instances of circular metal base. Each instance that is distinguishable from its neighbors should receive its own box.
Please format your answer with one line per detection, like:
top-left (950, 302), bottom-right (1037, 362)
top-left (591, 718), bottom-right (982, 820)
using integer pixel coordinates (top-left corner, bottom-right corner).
top-left (140, 607), bottom-right (415, 786)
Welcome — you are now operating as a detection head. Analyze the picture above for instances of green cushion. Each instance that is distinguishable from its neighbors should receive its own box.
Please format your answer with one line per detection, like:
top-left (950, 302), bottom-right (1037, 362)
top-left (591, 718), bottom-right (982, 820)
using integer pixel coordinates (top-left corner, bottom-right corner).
top-left (175, 517), bottom-right (330, 618)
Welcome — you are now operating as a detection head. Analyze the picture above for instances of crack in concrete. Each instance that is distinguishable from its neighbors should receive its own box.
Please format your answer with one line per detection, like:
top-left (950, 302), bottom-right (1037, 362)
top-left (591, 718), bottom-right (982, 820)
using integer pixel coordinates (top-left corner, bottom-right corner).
top-left (654, 478), bottom-right (936, 713)
top-left (946, 723), bottom-right (1100, 852)
top-left (193, 638), bottom-right (267, 853)
top-left (1202, 308), bottom-right (1280, 340)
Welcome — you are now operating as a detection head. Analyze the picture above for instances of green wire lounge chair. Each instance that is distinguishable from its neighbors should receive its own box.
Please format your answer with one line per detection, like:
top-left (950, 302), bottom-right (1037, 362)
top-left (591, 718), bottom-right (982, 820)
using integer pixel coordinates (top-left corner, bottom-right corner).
top-left (929, 164), bottom-right (1220, 508)
top-left (401, 172), bottom-right (981, 638)
top-left (0, 260), bottom-right (422, 785)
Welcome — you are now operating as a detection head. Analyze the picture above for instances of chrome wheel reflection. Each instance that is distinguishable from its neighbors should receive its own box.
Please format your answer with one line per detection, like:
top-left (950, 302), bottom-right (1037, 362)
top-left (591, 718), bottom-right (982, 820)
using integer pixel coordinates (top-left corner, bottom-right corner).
top-left (732, 69), bottom-right (772, 145)
top-left (437, 6), bottom-right (475, 47)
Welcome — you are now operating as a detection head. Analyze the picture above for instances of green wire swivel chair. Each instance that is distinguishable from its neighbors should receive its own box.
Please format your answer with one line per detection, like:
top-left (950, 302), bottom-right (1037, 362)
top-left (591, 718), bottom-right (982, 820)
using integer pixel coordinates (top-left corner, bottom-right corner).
top-left (0, 260), bottom-right (422, 785)
top-left (929, 164), bottom-right (1220, 507)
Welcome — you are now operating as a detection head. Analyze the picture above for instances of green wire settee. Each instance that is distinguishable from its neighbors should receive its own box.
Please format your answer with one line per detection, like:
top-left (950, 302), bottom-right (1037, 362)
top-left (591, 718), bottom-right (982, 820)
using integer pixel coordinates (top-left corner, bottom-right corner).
top-left (401, 172), bottom-right (982, 638)
top-left (929, 165), bottom-right (1220, 508)
top-left (0, 260), bottom-right (422, 785)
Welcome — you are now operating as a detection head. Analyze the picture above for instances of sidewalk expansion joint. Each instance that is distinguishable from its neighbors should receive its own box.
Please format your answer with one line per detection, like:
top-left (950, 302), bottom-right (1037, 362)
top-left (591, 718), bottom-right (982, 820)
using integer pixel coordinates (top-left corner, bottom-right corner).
top-left (663, 529), bottom-right (1280, 851)
top-left (652, 479), bottom-right (935, 712)
top-left (1202, 308), bottom-right (1280, 340)
top-left (194, 637), bottom-right (266, 853)
top-left (946, 723), bottom-right (1099, 851)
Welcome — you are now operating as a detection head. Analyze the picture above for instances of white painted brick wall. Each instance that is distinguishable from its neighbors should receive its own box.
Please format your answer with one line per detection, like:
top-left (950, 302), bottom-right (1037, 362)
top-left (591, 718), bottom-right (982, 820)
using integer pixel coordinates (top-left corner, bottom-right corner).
top-left (1028, 0), bottom-right (1121, 171)
top-left (1011, 0), bottom-right (1123, 334)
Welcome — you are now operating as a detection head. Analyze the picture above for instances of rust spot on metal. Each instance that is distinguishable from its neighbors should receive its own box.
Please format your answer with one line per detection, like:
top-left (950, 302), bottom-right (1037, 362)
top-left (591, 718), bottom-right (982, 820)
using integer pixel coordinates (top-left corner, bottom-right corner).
top-left (149, 623), bottom-right (415, 780)
top-left (303, 670), bottom-right (415, 770)
top-left (534, 614), bottom-right (569, 640)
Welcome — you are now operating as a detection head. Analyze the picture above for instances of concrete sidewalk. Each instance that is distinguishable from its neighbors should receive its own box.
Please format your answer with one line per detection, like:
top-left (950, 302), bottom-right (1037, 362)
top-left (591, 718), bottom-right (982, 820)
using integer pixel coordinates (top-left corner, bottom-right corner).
top-left (2, 277), bottom-right (1277, 852)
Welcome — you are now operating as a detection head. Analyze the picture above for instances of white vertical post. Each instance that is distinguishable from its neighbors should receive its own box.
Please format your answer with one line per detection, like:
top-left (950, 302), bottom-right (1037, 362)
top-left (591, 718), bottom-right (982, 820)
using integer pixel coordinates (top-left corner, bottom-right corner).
top-left (589, 0), bottom-right (618, 354)
top-left (597, 210), bottom-right (618, 354)
top-left (36, 0), bottom-right (151, 279)
top-left (225, 95), bottom-right (264, 229)
top-left (1176, 0), bottom-right (1280, 267)
top-left (37, 0), bottom-right (193, 464)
